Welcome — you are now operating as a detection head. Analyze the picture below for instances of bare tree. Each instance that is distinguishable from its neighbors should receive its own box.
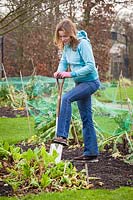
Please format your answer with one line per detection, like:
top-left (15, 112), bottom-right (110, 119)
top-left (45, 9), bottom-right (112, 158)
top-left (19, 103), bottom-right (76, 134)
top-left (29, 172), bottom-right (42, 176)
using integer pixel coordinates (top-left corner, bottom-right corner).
top-left (79, 0), bottom-right (115, 81)
top-left (0, 0), bottom-right (71, 35)
top-left (1, 0), bottom-right (72, 76)
top-left (1, 0), bottom-right (117, 79)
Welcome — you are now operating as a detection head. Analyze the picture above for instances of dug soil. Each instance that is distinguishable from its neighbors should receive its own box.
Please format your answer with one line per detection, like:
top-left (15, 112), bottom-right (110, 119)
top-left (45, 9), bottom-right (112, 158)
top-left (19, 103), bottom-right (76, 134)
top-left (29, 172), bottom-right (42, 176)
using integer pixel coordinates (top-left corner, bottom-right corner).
top-left (0, 107), bottom-right (133, 197)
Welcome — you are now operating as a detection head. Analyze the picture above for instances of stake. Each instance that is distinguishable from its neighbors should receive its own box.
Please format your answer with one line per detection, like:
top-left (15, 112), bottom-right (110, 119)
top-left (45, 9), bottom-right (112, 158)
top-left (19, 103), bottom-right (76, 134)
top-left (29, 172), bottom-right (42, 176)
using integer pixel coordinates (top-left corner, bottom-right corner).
top-left (85, 162), bottom-right (89, 184)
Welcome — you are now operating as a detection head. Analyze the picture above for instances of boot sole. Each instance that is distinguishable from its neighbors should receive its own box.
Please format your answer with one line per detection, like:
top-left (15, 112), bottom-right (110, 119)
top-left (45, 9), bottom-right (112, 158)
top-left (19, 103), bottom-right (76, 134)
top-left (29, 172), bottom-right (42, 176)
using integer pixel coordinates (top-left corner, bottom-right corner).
top-left (53, 140), bottom-right (68, 146)
top-left (71, 159), bottom-right (99, 163)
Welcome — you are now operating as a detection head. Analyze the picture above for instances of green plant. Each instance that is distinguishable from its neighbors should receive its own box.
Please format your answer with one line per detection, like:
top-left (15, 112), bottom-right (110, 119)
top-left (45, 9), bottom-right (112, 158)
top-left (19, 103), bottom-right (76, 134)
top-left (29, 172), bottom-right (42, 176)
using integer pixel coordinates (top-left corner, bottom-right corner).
top-left (114, 112), bottom-right (132, 133)
top-left (0, 84), bottom-right (11, 106)
top-left (0, 143), bottom-right (88, 194)
top-left (0, 84), bottom-right (9, 100)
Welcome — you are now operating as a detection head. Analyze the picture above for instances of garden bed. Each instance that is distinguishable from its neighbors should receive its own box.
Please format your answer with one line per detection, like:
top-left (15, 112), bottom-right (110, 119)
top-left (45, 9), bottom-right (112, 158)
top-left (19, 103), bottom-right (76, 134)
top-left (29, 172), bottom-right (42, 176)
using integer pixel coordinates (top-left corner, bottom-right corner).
top-left (0, 107), bottom-right (133, 197)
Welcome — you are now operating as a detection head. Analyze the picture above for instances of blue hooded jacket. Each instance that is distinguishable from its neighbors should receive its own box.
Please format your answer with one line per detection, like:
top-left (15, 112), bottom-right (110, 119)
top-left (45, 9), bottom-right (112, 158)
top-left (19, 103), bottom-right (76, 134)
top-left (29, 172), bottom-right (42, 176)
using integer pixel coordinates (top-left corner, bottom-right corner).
top-left (57, 30), bottom-right (99, 83)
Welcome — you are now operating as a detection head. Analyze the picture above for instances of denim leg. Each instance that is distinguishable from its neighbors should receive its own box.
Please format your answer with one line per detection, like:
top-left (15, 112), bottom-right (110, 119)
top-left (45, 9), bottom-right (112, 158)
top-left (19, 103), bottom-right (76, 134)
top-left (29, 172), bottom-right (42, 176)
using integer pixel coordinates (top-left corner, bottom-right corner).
top-left (77, 97), bottom-right (98, 156)
top-left (56, 89), bottom-right (74, 138)
top-left (57, 80), bottom-right (100, 155)
top-left (57, 85), bottom-right (86, 138)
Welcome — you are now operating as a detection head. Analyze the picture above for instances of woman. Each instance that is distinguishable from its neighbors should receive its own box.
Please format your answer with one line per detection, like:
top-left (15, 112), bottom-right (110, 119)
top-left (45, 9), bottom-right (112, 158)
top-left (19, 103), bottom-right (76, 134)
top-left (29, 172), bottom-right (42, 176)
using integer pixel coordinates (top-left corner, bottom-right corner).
top-left (53, 18), bottom-right (100, 161)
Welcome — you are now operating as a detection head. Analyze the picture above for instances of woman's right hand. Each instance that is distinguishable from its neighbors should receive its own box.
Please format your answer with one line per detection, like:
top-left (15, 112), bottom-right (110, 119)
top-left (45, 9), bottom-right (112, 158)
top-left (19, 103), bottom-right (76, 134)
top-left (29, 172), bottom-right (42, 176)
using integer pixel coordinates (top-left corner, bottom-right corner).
top-left (54, 71), bottom-right (60, 78)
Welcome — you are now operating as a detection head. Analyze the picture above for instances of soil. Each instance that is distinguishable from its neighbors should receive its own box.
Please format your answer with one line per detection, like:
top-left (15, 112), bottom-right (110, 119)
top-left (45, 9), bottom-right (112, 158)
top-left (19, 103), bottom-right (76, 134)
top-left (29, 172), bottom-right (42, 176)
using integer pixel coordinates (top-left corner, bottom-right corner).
top-left (0, 107), bottom-right (133, 197)
top-left (0, 107), bottom-right (27, 118)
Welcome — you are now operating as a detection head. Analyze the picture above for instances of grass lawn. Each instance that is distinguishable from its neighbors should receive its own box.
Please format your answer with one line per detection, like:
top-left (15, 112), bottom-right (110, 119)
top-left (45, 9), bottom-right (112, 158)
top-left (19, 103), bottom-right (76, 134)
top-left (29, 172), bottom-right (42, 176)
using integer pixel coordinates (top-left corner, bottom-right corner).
top-left (97, 86), bottom-right (133, 103)
top-left (0, 117), bottom-right (35, 144)
top-left (0, 187), bottom-right (132, 200)
top-left (0, 116), bottom-right (118, 144)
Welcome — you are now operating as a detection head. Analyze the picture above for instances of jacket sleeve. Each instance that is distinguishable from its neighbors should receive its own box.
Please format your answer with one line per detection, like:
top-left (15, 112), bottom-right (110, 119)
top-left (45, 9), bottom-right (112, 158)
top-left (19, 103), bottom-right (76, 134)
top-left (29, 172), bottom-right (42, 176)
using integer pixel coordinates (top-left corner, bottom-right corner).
top-left (57, 49), bottom-right (68, 72)
top-left (73, 39), bottom-right (96, 77)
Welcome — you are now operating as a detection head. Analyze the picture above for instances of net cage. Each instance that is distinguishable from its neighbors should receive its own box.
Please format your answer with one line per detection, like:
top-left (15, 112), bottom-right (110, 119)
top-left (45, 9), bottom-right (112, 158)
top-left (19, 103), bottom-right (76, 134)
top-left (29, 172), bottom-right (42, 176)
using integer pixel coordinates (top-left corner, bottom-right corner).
top-left (0, 75), bottom-right (133, 146)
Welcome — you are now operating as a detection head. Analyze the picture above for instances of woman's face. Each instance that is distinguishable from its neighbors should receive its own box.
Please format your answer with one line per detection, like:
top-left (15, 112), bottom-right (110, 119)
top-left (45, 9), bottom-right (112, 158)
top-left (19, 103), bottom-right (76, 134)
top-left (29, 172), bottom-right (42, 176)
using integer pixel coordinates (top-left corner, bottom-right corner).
top-left (58, 30), bottom-right (71, 45)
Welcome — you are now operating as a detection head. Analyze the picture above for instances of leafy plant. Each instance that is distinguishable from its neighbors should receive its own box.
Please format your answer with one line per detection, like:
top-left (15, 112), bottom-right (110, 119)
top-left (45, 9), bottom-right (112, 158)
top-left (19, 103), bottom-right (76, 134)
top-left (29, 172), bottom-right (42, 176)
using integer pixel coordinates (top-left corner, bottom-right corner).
top-left (0, 84), bottom-right (11, 106)
top-left (0, 141), bottom-right (11, 158)
top-left (114, 112), bottom-right (132, 133)
top-left (0, 84), bottom-right (9, 100)
top-left (0, 142), bottom-right (88, 193)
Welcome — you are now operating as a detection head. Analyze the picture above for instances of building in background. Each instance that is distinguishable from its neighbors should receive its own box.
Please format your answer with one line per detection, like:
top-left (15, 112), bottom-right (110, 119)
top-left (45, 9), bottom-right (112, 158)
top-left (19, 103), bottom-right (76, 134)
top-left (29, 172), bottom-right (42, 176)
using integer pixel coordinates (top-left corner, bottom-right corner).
top-left (109, 2), bottom-right (133, 80)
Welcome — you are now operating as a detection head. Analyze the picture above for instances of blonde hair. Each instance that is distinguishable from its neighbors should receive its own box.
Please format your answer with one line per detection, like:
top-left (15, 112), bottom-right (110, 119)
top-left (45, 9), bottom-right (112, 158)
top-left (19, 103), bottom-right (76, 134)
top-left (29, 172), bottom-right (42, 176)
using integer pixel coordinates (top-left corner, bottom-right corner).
top-left (54, 18), bottom-right (79, 50)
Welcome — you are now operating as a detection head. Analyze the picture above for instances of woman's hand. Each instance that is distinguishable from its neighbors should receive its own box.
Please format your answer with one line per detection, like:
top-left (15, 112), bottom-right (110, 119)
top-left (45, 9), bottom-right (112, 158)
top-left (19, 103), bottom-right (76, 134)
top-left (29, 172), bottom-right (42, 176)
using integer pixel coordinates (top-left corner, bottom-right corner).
top-left (54, 71), bottom-right (60, 78)
top-left (54, 71), bottom-right (71, 79)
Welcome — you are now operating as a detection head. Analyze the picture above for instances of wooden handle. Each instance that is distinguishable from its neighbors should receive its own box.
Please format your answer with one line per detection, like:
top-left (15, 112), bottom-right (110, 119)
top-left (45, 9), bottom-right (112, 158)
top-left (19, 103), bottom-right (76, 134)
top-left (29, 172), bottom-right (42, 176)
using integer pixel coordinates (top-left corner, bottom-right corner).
top-left (56, 79), bottom-right (65, 117)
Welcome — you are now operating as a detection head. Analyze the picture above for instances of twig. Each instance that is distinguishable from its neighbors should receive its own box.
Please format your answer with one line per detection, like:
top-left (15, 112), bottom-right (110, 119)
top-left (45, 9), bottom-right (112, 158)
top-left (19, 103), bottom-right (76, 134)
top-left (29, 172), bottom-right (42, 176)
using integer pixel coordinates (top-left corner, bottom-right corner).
top-left (20, 71), bottom-right (32, 136)
top-left (71, 119), bottom-right (80, 145)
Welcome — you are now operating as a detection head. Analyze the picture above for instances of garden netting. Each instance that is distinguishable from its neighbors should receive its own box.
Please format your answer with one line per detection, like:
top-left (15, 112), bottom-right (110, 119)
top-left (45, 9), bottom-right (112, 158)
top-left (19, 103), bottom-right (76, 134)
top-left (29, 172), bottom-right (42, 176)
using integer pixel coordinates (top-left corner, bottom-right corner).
top-left (0, 75), bottom-right (133, 139)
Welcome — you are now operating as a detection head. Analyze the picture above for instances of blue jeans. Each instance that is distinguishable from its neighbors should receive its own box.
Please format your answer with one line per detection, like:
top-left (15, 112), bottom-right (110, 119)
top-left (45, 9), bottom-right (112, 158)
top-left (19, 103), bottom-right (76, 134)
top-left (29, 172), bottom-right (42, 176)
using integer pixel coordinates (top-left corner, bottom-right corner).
top-left (57, 79), bottom-right (100, 156)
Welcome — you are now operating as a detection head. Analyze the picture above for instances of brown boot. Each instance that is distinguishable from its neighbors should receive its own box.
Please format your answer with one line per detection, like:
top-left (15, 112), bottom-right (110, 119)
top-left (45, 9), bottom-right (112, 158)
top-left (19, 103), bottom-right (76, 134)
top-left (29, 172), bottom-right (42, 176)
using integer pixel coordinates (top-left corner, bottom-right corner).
top-left (74, 155), bottom-right (98, 162)
top-left (53, 137), bottom-right (68, 146)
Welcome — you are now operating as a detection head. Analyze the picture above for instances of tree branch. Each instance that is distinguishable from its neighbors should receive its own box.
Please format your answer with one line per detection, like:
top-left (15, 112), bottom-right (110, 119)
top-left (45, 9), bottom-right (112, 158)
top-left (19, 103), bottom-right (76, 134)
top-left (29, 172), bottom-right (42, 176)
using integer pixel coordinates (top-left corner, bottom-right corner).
top-left (0, 0), bottom-right (71, 35)
top-left (0, 0), bottom-right (45, 30)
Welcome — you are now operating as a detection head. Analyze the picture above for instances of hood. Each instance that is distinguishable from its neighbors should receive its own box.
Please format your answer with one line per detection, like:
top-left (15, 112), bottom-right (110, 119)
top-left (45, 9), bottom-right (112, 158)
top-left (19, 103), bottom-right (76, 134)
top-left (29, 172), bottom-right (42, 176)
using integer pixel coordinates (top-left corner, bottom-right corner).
top-left (76, 30), bottom-right (90, 42)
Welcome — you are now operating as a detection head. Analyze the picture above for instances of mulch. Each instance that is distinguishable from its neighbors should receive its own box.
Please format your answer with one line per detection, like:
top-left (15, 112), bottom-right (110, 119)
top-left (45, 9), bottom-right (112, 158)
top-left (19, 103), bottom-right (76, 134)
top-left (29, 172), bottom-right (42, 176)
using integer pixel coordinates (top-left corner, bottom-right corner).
top-left (0, 107), bottom-right (133, 197)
